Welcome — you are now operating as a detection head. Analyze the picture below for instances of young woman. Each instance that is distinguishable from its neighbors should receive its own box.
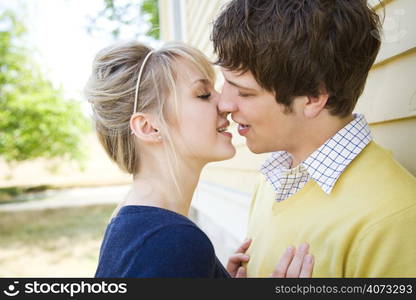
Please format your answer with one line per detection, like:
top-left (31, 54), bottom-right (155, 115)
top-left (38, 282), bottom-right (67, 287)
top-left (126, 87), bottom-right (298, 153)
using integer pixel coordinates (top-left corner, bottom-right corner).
top-left (85, 41), bottom-right (314, 278)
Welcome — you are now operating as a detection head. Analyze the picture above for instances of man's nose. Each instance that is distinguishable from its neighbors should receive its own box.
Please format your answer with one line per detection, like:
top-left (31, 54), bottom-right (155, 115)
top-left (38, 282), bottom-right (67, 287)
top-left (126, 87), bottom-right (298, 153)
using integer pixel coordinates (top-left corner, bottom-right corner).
top-left (218, 89), bottom-right (238, 113)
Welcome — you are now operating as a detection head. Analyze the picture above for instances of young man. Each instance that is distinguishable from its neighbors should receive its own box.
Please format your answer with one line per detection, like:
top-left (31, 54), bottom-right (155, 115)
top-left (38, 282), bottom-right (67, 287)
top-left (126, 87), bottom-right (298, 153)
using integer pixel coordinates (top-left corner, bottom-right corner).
top-left (212, 0), bottom-right (416, 277)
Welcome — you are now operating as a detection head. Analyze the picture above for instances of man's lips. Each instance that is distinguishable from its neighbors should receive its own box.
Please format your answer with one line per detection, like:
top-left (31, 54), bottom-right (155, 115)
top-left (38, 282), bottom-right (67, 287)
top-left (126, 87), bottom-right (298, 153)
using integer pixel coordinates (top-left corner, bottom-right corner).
top-left (238, 123), bottom-right (251, 136)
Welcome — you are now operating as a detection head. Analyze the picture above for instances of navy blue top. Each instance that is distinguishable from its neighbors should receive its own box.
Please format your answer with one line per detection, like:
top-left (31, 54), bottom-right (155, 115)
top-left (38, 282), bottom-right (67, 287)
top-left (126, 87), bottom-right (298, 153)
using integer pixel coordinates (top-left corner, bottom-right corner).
top-left (95, 205), bottom-right (230, 278)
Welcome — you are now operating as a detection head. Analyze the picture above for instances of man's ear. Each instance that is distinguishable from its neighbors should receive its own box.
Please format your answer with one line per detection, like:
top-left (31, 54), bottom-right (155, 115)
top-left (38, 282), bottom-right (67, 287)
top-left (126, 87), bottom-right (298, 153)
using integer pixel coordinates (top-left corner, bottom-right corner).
top-left (304, 88), bottom-right (329, 118)
top-left (130, 113), bottom-right (162, 143)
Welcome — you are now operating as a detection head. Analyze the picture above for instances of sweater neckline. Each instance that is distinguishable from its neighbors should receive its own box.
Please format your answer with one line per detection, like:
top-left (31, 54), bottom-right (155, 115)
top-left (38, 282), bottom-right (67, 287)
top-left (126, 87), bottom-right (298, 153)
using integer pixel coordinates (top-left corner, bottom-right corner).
top-left (270, 179), bottom-right (321, 214)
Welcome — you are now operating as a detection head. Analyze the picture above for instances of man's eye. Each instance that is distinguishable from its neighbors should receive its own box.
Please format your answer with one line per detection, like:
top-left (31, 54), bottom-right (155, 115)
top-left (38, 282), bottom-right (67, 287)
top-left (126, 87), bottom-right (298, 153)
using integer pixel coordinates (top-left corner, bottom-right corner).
top-left (198, 93), bottom-right (211, 99)
top-left (238, 92), bottom-right (252, 97)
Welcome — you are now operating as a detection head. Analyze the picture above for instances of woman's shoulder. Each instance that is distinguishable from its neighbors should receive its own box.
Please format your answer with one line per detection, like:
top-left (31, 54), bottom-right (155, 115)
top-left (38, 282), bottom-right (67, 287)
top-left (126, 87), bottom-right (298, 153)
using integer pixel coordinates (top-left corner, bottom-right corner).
top-left (105, 205), bottom-right (214, 253)
top-left (115, 205), bottom-right (193, 222)
top-left (126, 222), bottom-right (218, 277)
top-left (146, 220), bottom-right (214, 251)
top-left (96, 205), bottom-right (219, 278)
top-left (109, 205), bottom-right (200, 232)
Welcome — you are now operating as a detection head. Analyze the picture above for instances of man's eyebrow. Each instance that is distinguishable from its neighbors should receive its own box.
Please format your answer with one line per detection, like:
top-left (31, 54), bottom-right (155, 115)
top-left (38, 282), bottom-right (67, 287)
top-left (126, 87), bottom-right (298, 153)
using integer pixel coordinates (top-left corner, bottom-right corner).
top-left (226, 79), bottom-right (257, 92)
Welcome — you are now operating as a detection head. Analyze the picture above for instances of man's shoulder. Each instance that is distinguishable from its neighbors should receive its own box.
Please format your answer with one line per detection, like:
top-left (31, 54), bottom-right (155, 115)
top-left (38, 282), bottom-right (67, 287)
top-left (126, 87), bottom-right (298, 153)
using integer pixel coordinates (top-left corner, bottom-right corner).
top-left (332, 141), bottom-right (416, 216)
top-left (341, 141), bottom-right (416, 189)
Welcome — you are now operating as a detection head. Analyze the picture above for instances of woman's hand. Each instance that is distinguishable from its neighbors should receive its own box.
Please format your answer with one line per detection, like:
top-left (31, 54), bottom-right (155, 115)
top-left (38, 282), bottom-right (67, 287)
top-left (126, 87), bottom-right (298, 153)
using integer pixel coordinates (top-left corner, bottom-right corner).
top-left (227, 239), bottom-right (314, 278)
top-left (227, 238), bottom-right (252, 277)
top-left (271, 243), bottom-right (314, 278)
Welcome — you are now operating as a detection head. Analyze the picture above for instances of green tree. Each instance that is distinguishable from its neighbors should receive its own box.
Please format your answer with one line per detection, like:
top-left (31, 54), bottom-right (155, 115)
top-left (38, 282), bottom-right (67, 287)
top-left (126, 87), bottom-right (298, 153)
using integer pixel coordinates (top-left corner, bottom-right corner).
top-left (0, 11), bottom-right (89, 168)
top-left (87, 0), bottom-right (159, 39)
top-left (141, 0), bottom-right (160, 39)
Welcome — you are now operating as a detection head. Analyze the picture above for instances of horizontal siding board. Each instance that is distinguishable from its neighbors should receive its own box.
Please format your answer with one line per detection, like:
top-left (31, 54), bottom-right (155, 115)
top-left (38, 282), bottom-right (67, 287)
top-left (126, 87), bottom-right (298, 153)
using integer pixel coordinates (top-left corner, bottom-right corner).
top-left (355, 50), bottom-right (416, 123)
top-left (201, 168), bottom-right (260, 194)
top-left (204, 150), bottom-right (267, 171)
top-left (371, 117), bottom-right (416, 175)
top-left (159, 0), bottom-right (172, 40)
top-left (374, 0), bottom-right (416, 64)
top-left (369, 0), bottom-right (394, 9)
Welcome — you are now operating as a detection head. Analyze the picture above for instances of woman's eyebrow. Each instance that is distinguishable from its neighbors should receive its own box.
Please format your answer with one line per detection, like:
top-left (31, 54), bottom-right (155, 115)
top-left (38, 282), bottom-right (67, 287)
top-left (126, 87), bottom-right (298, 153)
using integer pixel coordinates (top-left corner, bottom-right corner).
top-left (191, 78), bottom-right (210, 86)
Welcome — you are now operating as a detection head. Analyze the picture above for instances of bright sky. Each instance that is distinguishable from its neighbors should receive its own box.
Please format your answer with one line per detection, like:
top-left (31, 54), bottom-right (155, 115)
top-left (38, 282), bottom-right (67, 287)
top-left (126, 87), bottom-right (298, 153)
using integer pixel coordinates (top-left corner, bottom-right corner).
top-left (2, 0), bottom-right (160, 114)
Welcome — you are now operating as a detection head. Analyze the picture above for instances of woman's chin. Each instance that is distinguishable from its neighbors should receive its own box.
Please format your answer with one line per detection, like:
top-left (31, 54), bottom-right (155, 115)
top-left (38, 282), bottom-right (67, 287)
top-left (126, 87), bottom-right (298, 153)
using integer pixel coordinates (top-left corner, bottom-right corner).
top-left (210, 145), bottom-right (236, 162)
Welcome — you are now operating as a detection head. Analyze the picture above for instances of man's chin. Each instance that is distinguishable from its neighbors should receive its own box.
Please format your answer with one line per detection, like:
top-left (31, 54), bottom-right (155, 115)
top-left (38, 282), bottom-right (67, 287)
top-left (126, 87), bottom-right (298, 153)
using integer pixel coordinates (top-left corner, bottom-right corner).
top-left (246, 141), bottom-right (268, 154)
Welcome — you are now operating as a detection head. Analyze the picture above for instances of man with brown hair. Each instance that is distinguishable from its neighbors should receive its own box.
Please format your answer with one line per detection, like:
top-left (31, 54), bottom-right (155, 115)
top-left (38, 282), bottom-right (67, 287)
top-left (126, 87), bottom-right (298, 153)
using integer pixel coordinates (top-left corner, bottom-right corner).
top-left (212, 0), bottom-right (416, 277)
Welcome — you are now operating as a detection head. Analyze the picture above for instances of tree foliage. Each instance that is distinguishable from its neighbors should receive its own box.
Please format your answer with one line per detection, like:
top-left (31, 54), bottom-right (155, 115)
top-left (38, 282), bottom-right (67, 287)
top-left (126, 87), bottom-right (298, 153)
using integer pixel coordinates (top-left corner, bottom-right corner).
top-left (87, 0), bottom-right (160, 39)
top-left (0, 11), bottom-right (89, 165)
top-left (141, 0), bottom-right (160, 39)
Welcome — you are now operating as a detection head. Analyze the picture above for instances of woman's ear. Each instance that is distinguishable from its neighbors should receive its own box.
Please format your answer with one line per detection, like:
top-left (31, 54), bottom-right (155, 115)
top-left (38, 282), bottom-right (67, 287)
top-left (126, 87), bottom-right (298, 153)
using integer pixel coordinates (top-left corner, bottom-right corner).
top-left (130, 113), bottom-right (162, 143)
top-left (304, 87), bottom-right (329, 118)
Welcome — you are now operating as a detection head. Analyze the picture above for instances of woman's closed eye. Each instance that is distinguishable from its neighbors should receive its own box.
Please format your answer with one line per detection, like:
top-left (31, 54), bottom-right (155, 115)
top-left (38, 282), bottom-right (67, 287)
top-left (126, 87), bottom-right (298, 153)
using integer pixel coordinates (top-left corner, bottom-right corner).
top-left (197, 92), bottom-right (211, 100)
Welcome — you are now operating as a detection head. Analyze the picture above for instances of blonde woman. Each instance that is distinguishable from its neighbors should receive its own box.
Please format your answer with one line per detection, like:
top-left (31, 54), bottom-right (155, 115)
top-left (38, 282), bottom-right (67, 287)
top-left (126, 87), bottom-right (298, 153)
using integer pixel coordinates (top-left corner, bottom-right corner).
top-left (85, 41), bottom-right (314, 278)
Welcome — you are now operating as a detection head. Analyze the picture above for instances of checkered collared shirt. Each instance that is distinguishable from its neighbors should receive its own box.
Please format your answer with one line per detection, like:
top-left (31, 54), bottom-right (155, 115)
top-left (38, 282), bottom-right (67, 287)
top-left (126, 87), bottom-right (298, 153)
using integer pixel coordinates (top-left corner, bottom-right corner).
top-left (261, 114), bottom-right (372, 202)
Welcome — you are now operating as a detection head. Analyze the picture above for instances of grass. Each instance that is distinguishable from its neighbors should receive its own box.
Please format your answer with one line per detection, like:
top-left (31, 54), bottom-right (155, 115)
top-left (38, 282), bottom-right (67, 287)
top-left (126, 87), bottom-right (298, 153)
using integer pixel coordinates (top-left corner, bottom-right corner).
top-left (0, 204), bottom-right (116, 277)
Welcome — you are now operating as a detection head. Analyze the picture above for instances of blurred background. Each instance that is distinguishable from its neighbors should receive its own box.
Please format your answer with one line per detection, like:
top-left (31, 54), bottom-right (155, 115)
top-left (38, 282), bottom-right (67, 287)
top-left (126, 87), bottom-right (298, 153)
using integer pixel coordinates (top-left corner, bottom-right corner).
top-left (0, 0), bottom-right (415, 277)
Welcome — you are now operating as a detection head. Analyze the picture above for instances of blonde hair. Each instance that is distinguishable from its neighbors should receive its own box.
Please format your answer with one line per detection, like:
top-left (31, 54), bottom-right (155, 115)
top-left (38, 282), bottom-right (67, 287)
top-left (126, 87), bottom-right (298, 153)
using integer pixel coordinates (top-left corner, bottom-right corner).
top-left (84, 41), bottom-right (215, 198)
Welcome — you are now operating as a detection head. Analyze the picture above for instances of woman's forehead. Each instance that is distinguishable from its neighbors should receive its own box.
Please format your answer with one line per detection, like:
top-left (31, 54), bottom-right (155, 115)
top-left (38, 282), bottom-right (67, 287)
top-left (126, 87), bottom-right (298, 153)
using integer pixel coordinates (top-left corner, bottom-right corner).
top-left (178, 70), bottom-right (209, 88)
top-left (173, 57), bottom-right (212, 87)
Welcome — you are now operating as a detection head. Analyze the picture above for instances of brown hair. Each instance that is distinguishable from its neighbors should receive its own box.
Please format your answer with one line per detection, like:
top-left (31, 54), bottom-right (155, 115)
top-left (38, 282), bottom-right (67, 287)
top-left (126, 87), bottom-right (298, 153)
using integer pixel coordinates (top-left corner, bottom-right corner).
top-left (212, 0), bottom-right (382, 117)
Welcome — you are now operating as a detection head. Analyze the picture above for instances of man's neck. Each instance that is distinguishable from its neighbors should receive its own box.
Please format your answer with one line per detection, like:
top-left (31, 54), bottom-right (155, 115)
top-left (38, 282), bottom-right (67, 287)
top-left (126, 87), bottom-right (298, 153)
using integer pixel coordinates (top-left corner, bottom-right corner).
top-left (290, 114), bottom-right (354, 167)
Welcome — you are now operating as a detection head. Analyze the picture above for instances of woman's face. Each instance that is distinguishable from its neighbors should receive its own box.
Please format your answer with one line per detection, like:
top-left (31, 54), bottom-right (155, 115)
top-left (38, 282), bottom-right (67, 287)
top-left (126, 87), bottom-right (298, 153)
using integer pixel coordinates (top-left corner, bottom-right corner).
top-left (168, 58), bottom-right (236, 165)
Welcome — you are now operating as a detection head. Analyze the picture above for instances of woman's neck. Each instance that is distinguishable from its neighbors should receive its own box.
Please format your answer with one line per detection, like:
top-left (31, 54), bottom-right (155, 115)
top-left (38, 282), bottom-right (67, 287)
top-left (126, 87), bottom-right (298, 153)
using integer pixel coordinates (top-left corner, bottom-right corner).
top-left (118, 157), bottom-right (204, 217)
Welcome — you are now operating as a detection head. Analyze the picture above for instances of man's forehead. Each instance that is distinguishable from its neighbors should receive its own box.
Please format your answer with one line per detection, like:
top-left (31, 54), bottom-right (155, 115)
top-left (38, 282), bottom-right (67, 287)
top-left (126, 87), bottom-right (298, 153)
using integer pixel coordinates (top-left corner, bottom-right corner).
top-left (220, 68), bottom-right (260, 91)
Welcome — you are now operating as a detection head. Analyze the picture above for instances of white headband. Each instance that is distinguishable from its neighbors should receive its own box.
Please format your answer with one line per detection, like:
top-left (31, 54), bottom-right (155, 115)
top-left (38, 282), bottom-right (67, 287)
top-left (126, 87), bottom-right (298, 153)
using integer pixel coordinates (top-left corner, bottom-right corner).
top-left (133, 50), bottom-right (154, 114)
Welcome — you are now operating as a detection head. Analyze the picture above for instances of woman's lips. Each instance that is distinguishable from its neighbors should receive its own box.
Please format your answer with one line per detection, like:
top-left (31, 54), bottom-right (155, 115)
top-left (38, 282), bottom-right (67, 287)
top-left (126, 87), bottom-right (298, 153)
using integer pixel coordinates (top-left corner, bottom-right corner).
top-left (220, 131), bottom-right (232, 138)
top-left (217, 121), bottom-right (232, 138)
top-left (238, 124), bottom-right (250, 136)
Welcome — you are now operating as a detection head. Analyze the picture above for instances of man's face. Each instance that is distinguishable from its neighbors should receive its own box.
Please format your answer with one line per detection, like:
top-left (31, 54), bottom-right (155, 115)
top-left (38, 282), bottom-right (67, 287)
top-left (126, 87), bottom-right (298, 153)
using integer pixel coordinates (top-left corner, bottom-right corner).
top-left (219, 68), bottom-right (304, 154)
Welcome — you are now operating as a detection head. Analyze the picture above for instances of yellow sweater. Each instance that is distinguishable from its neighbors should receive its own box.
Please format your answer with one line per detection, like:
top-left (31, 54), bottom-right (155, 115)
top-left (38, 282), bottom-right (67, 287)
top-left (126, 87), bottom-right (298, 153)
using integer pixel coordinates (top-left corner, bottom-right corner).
top-left (246, 142), bottom-right (416, 277)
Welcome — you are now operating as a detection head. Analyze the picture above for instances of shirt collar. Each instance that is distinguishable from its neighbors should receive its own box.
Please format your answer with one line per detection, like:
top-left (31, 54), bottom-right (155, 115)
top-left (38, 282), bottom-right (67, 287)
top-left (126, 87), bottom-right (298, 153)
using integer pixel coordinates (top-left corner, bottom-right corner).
top-left (261, 114), bottom-right (372, 194)
top-left (303, 113), bottom-right (372, 193)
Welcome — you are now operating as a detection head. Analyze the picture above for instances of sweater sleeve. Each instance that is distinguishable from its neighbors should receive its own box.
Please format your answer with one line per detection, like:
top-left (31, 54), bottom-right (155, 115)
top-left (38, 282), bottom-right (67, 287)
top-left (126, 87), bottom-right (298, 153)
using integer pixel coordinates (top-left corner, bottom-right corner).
top-left (122, 224), bottom-right (219, 278)
top-left (347, 204), bottom-right (416, 277)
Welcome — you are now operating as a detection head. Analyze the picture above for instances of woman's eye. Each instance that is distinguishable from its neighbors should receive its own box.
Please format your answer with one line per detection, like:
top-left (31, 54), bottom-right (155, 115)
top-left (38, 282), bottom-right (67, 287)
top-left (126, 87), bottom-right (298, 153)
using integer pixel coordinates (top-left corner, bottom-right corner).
top-left (198, 93), bottom-right (211, 100)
